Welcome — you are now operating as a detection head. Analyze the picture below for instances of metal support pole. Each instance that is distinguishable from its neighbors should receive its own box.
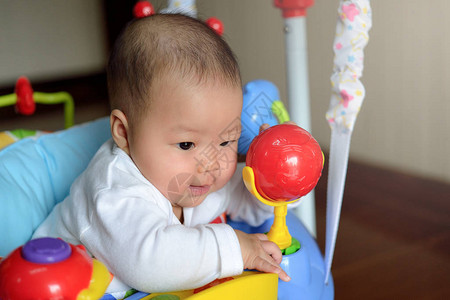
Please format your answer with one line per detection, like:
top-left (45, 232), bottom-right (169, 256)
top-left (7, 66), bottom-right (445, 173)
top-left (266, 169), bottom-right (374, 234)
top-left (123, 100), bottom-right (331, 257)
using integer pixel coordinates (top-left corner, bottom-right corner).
top-left (274, 0), bottom-right (316, 236)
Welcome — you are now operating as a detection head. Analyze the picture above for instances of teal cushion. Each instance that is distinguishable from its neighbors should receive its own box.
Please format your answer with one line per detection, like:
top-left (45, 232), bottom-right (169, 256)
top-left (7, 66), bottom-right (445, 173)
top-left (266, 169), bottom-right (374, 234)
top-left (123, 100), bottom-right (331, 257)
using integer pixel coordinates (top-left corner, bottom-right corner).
top-left (0, 117), bottom-right (111, 256)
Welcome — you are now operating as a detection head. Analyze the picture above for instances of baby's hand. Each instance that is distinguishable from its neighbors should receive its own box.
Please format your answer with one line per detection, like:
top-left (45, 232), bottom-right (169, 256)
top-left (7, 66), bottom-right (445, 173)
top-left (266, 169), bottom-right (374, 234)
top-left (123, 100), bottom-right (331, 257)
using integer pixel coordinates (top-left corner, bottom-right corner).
top-left (259, 121), bottom-right (296, 133)
top-left (234, 229), bottom-right (290, 282)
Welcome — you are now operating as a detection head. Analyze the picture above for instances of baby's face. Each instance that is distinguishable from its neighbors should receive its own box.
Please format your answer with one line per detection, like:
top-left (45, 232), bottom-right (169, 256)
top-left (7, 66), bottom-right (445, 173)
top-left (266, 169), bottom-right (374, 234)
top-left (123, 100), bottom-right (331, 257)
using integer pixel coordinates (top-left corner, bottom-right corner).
top-left (128, 77), bottom-right (242, 212)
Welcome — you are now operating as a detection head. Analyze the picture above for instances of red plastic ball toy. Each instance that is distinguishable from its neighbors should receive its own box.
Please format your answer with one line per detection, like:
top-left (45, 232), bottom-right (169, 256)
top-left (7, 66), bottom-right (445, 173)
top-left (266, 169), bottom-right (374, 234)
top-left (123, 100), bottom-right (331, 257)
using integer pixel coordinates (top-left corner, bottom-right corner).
top-left (205, 17), bottom-right (224, 36)
top-left (246, 124), bottom-right (323, 202)
top-left (133, 1), bottom-right (155, 18)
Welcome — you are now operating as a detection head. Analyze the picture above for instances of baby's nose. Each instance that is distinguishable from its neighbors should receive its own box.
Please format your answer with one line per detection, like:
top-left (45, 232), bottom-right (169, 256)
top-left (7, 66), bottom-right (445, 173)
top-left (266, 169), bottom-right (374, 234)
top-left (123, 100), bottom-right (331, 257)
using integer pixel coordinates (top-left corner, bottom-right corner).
top-left (197, 157), bottom-right (220, 173)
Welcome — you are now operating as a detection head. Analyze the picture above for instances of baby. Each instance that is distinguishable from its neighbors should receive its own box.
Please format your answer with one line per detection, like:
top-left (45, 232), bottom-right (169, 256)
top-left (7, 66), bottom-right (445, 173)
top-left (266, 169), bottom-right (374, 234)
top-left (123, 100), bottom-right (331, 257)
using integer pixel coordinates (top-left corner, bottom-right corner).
top-left (33, 13), bottom-right (290, 293)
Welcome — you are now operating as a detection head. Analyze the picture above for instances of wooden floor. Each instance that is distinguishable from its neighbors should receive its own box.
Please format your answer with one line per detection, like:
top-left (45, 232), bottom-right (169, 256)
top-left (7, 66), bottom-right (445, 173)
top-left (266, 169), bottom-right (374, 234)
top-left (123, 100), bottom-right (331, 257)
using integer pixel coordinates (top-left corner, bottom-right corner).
top-left (314, 156), bottom-right (450, 299)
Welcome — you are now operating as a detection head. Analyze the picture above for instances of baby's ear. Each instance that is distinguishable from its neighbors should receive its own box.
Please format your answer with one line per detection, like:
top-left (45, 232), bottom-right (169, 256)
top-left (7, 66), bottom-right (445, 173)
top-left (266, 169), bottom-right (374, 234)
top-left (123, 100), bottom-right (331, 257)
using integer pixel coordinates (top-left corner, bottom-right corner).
top-left (110, 109), bottom-right (130, 154)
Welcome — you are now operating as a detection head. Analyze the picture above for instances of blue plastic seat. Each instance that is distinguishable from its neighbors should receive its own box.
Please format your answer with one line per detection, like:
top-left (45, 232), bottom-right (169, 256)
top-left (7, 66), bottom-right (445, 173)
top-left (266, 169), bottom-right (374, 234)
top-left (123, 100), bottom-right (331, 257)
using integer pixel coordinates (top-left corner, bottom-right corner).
top-left (0, 117), bottom-right (111, 256)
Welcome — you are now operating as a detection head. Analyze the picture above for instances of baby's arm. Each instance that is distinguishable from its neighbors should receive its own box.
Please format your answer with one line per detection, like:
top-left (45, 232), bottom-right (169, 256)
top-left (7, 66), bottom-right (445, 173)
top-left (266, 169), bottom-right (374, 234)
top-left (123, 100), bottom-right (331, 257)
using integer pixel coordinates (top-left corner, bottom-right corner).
top-left (82, 189), bottom-right (243, 293)
top-left (234, 229), bottom-right (290, 282)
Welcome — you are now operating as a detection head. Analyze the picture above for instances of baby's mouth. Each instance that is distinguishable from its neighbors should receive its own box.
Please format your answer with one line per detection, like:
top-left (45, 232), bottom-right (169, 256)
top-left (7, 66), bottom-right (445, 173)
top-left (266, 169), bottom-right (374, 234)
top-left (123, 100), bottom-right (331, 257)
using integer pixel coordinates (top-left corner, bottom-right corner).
top-left (188, 185), bottom-right (211, 197)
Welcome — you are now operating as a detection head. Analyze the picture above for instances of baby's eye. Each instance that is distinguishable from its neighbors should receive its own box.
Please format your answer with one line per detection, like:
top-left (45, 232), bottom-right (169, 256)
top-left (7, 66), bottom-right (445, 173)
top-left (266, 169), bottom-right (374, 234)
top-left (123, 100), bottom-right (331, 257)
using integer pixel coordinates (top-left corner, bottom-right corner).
top-left (220, 140), bottom-right (235, 147)
top-left (177, 142), bottom-right (195, 150)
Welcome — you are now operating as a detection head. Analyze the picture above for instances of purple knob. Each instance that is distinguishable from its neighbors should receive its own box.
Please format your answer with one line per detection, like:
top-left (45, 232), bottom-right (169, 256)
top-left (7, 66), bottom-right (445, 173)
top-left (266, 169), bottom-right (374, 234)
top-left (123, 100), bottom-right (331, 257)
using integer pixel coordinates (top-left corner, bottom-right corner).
top-left (22, 237), bottom-right (72, 264)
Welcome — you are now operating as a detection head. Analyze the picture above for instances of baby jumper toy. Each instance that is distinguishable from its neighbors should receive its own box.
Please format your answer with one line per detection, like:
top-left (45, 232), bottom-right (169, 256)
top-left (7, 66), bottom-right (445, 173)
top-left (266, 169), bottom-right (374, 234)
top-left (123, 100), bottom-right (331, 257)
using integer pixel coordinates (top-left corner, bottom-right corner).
top-left (0, 0), bottom-right (373, 298)
top-left (0, 237), bottom-right (111, 300)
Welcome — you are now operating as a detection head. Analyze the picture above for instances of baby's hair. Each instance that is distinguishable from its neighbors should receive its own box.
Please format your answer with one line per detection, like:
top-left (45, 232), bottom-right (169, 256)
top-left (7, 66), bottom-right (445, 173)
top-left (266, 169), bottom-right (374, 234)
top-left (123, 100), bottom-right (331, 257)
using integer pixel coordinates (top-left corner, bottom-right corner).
top-left (107, 13), bottom-right (241, 124)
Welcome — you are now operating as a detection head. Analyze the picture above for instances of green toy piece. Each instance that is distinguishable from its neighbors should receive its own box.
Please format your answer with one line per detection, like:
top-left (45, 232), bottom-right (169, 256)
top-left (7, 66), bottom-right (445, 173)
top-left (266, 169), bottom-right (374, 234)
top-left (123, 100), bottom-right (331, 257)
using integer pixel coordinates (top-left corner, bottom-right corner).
top-left (281, 237), bottom-right (301, 255)
top-left (271, 100), bottom-right (290, 124)
top-left (0, 78), bottom-right (74, 129)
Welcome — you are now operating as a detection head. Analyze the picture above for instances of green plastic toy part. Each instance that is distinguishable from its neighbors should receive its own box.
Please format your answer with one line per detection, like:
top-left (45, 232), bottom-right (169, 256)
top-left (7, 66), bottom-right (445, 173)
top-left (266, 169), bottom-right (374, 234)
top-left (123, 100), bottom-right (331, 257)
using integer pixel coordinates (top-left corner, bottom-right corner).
top-left (33, 92), bottom-right (75, 129)
top-left (0, 78), bottom-right (74, 129)
top-left (281, 237), bottom-right (301, 255)
top-left (271, 100), bottom-right (290, 124)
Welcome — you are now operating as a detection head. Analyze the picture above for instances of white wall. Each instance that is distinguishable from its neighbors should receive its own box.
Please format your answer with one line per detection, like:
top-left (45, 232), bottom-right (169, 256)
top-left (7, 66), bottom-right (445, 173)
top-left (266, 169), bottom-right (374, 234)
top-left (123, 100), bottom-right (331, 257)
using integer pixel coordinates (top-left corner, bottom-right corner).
top-left (0, 0), bottom-right (107, 86)
top-left (199, 0), bottom-right (450, 184)
top-left (1, 0), bottom-right (448, 183)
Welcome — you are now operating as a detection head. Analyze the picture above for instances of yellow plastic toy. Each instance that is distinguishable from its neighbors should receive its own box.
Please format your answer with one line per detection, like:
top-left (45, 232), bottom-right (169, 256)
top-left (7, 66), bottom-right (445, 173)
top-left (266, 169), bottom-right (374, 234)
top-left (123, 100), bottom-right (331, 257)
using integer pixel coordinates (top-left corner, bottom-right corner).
top-left (243, 166), bottom-right (297, 250)
top-left (143, 271), bottom-right (278, 300)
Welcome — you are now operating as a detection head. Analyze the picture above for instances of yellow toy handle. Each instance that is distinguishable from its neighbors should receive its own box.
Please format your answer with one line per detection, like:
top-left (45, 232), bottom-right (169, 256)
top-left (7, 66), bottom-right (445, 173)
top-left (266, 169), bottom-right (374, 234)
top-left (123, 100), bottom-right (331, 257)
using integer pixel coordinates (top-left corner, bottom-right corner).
top-left (267, 205), bottom-right (291, 249)
top-left (242, 166), bottom-right (293, 250)
top-left (242, 166), bottom-right (298, 207)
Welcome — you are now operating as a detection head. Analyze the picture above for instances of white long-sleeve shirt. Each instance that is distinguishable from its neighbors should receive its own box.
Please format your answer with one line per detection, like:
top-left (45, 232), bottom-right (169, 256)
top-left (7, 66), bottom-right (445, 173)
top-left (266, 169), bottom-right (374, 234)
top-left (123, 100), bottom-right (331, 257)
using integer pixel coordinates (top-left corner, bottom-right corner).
top-left (33, 139), bottom-right (273, 293)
